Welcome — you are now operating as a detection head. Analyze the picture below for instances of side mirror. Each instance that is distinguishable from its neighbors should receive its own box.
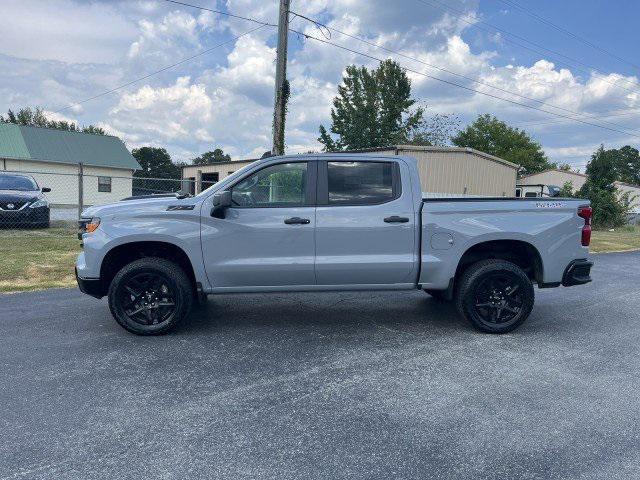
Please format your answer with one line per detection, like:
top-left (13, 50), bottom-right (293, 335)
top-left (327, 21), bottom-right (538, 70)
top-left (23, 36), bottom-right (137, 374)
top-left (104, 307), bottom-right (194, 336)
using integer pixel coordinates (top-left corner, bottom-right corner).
top-left (211, 190), bottom-right (232, 218)
top-left (42, 187), bottom-right (51, 193)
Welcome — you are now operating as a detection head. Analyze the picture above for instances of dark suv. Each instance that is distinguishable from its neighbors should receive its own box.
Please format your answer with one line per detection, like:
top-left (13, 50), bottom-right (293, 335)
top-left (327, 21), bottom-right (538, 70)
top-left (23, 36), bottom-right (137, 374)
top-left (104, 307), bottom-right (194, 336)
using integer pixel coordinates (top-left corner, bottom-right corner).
top-left (0, 173), bottom-right (51, 228)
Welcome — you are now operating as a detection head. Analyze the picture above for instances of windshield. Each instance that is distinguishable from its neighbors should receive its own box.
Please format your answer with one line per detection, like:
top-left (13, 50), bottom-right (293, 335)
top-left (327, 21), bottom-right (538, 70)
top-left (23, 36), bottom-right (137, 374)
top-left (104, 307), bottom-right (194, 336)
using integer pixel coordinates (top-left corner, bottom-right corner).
top-left (0, 175), bottom-right (38, 191)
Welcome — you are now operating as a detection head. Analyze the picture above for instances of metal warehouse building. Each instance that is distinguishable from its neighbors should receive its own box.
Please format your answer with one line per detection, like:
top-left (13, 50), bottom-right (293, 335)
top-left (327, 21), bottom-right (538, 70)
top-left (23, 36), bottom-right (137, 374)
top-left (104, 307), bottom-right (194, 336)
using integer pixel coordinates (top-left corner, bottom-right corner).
top-left (519, 169), bottom-right (587, 193)
top-left (519, 168), bottom-right (640, 218)
top-left (182, 145), bottom-right (519, 196)
top-left (0, 124), bottom-right (140, 206)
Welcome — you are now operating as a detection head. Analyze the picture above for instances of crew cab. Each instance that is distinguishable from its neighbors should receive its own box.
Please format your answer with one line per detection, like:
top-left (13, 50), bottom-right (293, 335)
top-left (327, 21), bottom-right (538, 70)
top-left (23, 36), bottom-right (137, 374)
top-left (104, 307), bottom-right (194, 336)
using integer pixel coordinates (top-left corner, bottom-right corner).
top-left (76, 154), bottom-right (593, 335)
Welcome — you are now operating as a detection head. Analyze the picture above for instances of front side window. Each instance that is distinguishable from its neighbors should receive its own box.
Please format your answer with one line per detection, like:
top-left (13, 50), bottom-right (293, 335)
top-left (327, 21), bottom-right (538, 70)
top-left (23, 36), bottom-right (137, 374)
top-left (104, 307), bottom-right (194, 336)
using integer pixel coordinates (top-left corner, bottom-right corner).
top-left (98, 176), bottom-right (112, 193)
top-left (327, 161), bottom-right (395, 205)
top-left (231, 162), bottom-right (307, 207)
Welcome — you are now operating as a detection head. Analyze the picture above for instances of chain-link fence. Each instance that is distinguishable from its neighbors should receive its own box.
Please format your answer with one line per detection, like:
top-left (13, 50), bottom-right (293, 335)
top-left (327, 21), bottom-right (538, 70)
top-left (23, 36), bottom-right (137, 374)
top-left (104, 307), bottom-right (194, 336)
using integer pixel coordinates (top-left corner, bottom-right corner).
top-left (0, 168), bottom-right (212, 292)
top-left (0, 169), bottom-right (196, 235)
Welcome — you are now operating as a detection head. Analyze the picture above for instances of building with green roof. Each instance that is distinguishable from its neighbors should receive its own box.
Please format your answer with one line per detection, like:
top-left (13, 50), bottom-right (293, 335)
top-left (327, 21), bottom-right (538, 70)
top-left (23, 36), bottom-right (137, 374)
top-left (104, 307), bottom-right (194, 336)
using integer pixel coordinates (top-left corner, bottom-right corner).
top-left (0, 124), bottom-right (140, 206)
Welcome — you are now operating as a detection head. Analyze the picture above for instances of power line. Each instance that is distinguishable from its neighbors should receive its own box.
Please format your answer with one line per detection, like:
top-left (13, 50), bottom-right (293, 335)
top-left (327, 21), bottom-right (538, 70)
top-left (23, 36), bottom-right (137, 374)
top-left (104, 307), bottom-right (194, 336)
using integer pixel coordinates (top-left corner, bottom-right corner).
top-left (293, 15), bottom-right (640, 134)
top-left (514, 107), bottom-right (640, 129)
top-left (497, 0), bottom-right (640, 73)
top-left (414, 0), bottom-right (640, 96)
top-left (52, 25), bottom-right (267, 114)
top-left (289, 28), bottom-right (640, 140)
top-left (159, 0), bottom-right (276, 27)
top-left (158, 0), bottom-right (640, 139)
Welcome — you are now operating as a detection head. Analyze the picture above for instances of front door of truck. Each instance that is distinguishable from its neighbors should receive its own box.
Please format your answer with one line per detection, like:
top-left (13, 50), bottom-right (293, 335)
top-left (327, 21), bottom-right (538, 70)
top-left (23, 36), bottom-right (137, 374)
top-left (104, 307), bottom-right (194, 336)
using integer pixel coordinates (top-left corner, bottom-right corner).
top-left (201, 161), bottom-right (317, 289)
top-left (314, 159), bottom-right (417, 286)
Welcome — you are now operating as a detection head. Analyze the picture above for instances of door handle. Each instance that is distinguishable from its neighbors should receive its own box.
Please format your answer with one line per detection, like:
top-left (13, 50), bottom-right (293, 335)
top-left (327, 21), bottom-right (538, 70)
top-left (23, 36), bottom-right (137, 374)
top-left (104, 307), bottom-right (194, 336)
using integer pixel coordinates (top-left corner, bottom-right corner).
top-left (384, 216), bottom-right (409, 223)
top-left (284, 217), bottom-right (311, 225)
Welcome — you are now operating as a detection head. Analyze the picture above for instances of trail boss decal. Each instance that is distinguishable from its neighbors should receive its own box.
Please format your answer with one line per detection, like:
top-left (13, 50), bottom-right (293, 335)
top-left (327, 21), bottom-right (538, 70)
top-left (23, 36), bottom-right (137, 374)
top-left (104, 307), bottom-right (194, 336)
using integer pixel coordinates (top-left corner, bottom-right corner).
top-left (536, 202), bottom-right (566, 208)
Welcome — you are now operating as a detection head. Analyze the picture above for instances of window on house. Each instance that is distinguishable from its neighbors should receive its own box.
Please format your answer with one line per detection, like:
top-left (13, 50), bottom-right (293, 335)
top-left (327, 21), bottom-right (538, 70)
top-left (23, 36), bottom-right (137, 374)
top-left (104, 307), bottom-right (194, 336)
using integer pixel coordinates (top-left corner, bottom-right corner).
top-left (98, 176), bottom-right (112, 193)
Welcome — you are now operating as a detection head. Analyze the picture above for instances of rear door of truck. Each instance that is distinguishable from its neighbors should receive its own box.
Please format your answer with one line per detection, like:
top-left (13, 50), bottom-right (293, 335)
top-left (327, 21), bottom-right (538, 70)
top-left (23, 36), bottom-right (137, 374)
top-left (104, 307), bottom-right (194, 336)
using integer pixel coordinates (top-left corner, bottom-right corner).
top-left (314, 158), bottom-right (417, 285)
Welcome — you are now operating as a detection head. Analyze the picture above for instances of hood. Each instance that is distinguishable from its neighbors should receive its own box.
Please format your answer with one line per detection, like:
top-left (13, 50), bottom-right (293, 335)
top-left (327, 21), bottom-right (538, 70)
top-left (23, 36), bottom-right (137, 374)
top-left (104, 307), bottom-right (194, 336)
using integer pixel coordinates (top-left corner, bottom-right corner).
top-left (81, 195), bottom-right (198, 219)
top-left (0, 190), bottom-right (41, 202)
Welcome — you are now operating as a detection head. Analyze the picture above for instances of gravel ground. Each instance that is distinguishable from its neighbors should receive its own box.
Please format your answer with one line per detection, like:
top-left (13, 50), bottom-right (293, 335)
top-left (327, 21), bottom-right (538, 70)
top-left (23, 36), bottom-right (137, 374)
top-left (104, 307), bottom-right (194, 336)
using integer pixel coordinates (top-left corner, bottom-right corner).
top-left (0, 251), bottom-right (639, 480)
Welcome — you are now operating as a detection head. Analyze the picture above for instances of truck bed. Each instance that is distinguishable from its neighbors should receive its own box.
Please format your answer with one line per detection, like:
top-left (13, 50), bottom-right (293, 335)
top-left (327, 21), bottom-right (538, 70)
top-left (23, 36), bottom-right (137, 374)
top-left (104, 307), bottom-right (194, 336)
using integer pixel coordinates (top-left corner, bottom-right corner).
top-left (418, 196), bottom-right (590, 290)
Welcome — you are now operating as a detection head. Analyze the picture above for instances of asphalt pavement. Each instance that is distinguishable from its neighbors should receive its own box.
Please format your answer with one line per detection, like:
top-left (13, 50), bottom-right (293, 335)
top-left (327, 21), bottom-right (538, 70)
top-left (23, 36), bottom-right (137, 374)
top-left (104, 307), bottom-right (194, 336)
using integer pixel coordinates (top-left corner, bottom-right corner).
top-left (1, 251), bottom-right (639, 480)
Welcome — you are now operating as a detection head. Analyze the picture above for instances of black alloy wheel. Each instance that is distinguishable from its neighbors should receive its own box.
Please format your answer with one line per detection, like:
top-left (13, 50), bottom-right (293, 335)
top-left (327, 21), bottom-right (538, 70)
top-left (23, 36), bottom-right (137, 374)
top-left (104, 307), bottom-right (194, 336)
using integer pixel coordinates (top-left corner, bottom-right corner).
top-left (118, 272), bottom-right (177, 326)
top-left (108, 257), bottom-right (193, 335)
top-left (472, 273), bottom-right (524, 325)
top-left (456, 259), bottom-right (535, 333)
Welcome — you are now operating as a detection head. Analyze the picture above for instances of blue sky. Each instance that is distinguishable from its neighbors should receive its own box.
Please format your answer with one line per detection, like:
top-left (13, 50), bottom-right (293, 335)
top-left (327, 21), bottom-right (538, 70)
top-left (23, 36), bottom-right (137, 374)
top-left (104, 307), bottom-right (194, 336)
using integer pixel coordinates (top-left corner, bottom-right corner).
top-left (1, 0), bottom-right (639, 171)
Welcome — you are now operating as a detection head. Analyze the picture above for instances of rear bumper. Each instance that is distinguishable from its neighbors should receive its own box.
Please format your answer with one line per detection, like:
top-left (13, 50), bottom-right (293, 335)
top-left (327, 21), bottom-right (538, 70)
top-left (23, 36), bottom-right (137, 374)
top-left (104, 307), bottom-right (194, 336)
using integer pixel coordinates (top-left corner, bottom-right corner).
top-left (75, 267), bottom-right (104, 299)
top-left (562, 259), bottom-right (593, 286)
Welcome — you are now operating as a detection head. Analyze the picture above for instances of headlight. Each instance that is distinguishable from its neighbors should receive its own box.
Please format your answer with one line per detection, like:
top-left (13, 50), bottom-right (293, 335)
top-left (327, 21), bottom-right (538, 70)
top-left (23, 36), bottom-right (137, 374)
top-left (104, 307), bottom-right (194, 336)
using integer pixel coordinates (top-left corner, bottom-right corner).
top-left (85, 217), bottom-right (101, 234)
top-left (29, 198), bottom-right (49, 209)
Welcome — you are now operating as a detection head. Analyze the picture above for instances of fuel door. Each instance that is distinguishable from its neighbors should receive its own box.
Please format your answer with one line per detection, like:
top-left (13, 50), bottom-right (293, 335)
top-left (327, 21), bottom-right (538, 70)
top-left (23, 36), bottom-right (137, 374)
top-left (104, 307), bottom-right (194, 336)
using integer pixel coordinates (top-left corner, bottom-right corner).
top-left (431, 232), bottom-right (454, 250)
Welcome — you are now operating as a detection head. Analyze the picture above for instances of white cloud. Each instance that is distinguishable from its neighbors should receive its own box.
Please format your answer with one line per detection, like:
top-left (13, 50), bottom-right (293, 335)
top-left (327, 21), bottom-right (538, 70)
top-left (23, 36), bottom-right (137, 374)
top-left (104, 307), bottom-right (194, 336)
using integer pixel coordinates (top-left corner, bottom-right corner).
top-left (0, 0), bottom-right (137, 64)
top-left (2, 0), bottom-right (639, 172)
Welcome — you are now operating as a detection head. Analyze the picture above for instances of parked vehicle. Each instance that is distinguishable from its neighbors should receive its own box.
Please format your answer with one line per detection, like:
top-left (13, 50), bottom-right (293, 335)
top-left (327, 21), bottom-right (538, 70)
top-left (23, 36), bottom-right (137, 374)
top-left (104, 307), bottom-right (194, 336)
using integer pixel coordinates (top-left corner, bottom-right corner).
top-left (516, 183), bottom-right (560, 198)
top-left (76, 154), bottom-right (593, 335)
top-left (0, 173), bottom-right (51, 228)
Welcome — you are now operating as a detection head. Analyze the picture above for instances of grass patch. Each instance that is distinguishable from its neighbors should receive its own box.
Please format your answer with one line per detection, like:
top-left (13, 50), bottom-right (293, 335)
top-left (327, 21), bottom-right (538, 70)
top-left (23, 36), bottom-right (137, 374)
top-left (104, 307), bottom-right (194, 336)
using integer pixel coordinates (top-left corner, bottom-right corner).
top-left (591, 226), bottom-right (640, 253)
top-left (0, 227), bottom-right (80, 293)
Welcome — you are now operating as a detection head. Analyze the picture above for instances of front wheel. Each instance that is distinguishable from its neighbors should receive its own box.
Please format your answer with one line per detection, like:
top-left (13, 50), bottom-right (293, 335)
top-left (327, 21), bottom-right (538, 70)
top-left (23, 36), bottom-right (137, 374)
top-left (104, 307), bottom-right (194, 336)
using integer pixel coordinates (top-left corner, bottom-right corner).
top-left (108, 257), bottom-right (193, 335)
top-left (455, 259), bottom-right (534, 334)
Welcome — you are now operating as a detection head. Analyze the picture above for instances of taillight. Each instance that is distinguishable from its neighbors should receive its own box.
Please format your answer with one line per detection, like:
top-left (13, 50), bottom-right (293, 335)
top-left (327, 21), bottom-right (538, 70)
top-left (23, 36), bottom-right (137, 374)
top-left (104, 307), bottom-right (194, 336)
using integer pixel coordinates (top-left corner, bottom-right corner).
top-left (578, 206), bottom-right (592, 247)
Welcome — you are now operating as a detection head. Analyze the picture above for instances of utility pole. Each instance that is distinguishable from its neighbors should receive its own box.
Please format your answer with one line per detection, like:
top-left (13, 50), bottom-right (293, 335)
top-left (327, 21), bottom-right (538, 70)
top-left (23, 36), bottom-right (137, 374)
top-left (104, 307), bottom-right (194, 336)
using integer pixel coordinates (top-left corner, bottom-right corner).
top-left (272, 0), bottom-right (290, 156)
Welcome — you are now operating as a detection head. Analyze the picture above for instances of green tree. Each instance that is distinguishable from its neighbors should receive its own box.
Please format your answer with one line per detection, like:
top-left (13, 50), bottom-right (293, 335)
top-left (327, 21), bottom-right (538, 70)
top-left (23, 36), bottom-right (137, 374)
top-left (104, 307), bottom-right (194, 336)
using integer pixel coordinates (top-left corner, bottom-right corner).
top-left (614, 145), bottom-right (640, 185)
top-left (192, 148), bottom-right (231, 166)
top-left (0, 107), bottom-right (105, 135)
top-left (577, 145), bottom-right (630, 228)
top-left (452, 114), bottom-right (552, 175)
top-left (318, 60), bottom-right (423, 151)
top-left (558, 181), bottom-right (575, 198)
top-left (132, 147), bottom-right (182, 179)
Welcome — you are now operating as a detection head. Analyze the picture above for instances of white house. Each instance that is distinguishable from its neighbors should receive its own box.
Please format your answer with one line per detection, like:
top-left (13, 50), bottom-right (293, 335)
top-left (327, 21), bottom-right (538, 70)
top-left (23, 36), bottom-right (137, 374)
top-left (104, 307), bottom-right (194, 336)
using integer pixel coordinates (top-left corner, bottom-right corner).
top-left (0, 124), bottom-right (140, 206)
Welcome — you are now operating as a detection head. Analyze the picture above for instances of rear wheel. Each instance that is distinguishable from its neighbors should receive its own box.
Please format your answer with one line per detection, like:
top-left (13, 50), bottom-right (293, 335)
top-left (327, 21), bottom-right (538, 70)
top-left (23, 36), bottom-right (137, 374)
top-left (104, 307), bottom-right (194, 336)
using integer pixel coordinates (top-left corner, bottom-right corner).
top-left (455, 259), bottom-right (534, 334)
top-left (108, 257), bottom-right (193, 335)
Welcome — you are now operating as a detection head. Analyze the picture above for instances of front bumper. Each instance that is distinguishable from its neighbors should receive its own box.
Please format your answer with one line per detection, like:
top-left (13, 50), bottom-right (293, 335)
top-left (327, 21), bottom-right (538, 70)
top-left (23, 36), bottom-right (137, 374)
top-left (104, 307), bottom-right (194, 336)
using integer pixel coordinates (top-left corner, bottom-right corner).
top-left (562, 259), bottom-right (593, 286)
top-left (75, 267), bottom-right (104, 299)
top-left (0, 206), bottom-right (49, 227)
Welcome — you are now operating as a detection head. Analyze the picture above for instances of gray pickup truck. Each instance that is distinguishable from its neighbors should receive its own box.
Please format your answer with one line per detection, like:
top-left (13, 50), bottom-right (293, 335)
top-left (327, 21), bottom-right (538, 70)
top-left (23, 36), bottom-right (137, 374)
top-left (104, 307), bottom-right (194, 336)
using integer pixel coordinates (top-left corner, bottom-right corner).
top-left (76, 154), bottom-right (593, 335)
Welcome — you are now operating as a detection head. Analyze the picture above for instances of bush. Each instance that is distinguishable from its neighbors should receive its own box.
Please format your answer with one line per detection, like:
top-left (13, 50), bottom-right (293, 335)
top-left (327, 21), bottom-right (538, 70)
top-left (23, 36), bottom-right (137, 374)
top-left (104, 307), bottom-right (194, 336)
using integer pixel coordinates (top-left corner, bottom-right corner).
top-left (577, 182), bottom-right (630, 228)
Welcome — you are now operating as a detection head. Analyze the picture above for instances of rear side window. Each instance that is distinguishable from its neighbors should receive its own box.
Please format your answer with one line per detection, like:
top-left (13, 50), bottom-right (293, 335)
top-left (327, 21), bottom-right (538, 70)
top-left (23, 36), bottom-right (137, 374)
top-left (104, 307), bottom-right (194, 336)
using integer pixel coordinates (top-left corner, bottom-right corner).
top-left (327, 161), bottom-right (396, 205)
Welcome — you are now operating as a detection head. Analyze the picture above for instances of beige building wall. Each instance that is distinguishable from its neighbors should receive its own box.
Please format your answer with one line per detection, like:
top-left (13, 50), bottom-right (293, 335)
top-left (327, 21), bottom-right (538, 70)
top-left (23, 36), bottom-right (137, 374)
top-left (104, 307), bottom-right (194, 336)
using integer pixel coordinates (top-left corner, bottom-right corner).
top-left (182, 161), bottom-right (254, 182)
top-left (614, 181), bottom-right (640, 213)
top-left (336, 146), bottom-right (518, 196)
top-left (181, 147), bottom-right (519, 197)
top-left (519, 169), bottom-right (587, 193)
top-left (394, 146), bottom-right (518, 196)
top-left (3, 158), bottom-right (134, 206)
